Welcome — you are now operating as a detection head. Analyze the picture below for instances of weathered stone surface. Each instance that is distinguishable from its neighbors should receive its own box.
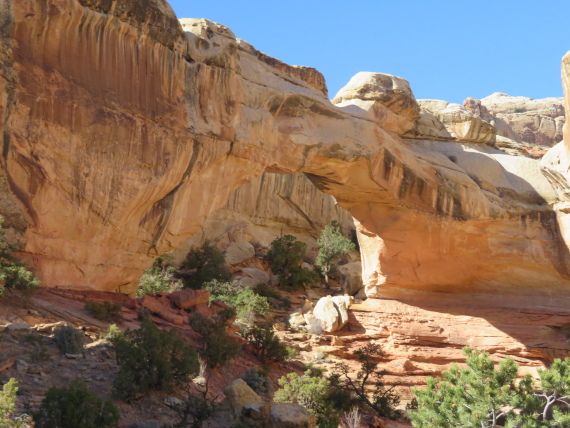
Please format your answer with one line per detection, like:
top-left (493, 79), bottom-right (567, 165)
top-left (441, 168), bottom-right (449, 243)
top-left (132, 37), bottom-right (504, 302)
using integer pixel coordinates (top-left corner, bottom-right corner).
top-left (333, 72), bottom-right (421, 136)
top-left (480, 92), bottom-right (564, 147)
top-left (338, 262), bottom-right (363, 295)
top-left (237, 267), bottom-right (270, 289)
top-left (289, 309), bottom-right (306, 328)
top-left (140, 295), bottom-right (184, 325)
top-left (224, 378), bottom-right (263, 417)
top-left (1, 2), bottom-right (570, 323)
top-left (168, 289), bottom-right (209, 310)
top-left (269, 403), bottom-right (317, 428)
top-left (331, 295), bottom-right (353, 330)
top-left (313, 296), bottom-right (339, 333)
top-left (225, 242), bottom-right (255, 265)
top-left (419, 100), bottom-right (496, 144)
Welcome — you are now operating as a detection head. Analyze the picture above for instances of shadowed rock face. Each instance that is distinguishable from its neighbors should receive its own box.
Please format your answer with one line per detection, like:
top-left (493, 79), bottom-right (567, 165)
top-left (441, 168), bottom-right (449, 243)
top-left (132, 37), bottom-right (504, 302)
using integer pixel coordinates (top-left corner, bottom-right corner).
top-left (1, 0), bottom-right (570, 307)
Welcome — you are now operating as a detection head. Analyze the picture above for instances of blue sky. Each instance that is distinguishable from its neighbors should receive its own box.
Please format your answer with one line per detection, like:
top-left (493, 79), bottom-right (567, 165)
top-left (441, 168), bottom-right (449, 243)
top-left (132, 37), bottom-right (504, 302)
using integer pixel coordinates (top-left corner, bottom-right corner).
top-left (167, 1), bottom-right (570, 104)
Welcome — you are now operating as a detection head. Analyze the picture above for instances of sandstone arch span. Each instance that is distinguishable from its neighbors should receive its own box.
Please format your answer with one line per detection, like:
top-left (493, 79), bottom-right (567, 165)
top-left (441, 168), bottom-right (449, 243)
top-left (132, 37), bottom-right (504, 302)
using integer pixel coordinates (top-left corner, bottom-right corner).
top-left (1, 0), bottom-right (570, 308)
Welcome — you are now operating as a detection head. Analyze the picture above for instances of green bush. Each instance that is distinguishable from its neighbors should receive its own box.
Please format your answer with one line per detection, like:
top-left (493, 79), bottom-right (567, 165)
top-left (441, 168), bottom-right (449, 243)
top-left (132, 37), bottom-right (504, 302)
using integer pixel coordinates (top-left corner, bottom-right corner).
top-left (53, 325), bottom-right (86, 354)
top-left (33, 379), bottom-right (119, 428)
top-left (265, 235), bottom-right (317, 290)
top-left (136, 255), bottom-right (182, 297)
top-left (275, 371), bottom-right (338, 428)
top-left (0, 378), bottom-right (20, 428)
top-left (22, 333), bottom-right (51, 362)
top-left (329, 343), bottom-right (400, 420)
top-left (316, 221), bottom-right (355, 282)
top-left (180, 243), bottom-right (231, 289)
top-left (242, 367), bottom-right (273, 395)
top-left (243, 325), bottom-right (288, 363)
top-left (103, 324), bottom-right (122, 340)
top-left (189, 308), bottom-right (241, 369)
top-left (411, 348), bottom-right (570, 428)
top-left (110, 319), bottom-right (199, 401)
top-left (203, 280), bottom-right (269, 324)
top-left (85, 300), bottom-right (123, 323)
top-left (252, 282), bottom-right (280, 300)
top-left (173, 383), bottom-right (219, 428)
top-left (0, 216), bottom-right (40, 297)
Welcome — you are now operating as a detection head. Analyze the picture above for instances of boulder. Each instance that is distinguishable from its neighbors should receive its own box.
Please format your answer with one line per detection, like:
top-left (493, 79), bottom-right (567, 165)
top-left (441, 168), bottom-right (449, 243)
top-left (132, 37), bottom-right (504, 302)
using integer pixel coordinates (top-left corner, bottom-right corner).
top-left (333, 72), bottom-right (420, 135)
top-left (238, 267), bottom-right (270, 288)
top-left (224, 378), bottom-right (264, 417)
top-left (338, 262), bottom-right (364, 296)
top-left (6, 322), bottom-right (31, 332)
top-left (168, 289), bottom-right (210, 310)
top-left (140, 296), bottom-right (184, 325)
top-left (225, 242), bottom-right (255, 265)
top-left (289, 309), bottom-right (306, 328)
top-left (312, 296), bottom-right (339, 333)
top-left (269, 403), bottom-right (317, 428)
top-left (303, 313), bottom-right (324, 335)
top-left (419, 100), bottom-right (496, 144)
top-left (331, 295), bottom-right (353, 330)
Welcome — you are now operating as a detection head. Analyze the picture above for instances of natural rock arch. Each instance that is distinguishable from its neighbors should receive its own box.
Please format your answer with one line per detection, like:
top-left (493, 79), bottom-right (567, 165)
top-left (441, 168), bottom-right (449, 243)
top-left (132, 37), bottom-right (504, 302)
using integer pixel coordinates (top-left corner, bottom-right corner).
top-left (1, 0), bottom-right (570, 308)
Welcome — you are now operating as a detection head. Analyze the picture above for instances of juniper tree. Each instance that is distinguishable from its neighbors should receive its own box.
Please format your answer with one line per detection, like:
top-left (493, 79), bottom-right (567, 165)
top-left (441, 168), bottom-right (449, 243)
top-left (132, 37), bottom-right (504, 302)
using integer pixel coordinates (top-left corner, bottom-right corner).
top-left (316, 221), bottom-right (355, 283)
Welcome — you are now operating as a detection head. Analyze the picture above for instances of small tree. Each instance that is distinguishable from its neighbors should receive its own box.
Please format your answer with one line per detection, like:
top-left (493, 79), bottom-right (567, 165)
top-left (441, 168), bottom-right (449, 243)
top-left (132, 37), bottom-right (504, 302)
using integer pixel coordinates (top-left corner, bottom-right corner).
top-left (204, 280), bottom-right (269, 324)
top-left (316, 221), bottom-right (355, 283)
top-left (136, 255), bottom-right (182, 297)
top-left (243, 324), bottom-right (289, 363)
top-left (0, 216), bottom-right (40, 297)
top-left (53, 325), bottom-right (86, 354)
top-left (189, 308), bottom-right (241, 369)
top-left (111, 319), bottom-right (199, 401)
top-left (34, 379), bottom-right (119, 428)
top-left (0, 378), bottom-right (20, 428)
top-left (275, 371), bottom-right (338, 428)
top-left (411, 347), bottom-right (530, 428)
top-left (329, 343), bottom-right (401, 420)
top-left (266, 235), bottom-right (316, 289)
top-left (173, 380), bottom-right (219, 428)
top-left (180, 243), bottom-right (231, 289)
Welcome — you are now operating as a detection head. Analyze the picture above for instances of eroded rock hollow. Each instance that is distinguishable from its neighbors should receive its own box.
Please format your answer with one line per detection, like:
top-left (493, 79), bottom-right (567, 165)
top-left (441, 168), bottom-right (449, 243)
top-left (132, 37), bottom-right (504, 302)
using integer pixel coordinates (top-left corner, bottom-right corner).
top-left (2, 0), bottom-right (570, 319)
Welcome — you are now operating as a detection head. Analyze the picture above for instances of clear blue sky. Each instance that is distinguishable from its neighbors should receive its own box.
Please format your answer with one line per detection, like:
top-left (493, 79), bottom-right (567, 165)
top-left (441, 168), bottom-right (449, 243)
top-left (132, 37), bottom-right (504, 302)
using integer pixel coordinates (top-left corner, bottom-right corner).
top-left (167, 1), bottom-right (570, 104)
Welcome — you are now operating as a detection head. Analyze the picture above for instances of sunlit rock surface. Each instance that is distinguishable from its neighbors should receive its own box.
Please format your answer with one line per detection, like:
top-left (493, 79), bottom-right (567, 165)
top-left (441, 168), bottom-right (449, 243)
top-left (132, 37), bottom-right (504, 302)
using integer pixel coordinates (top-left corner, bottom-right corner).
top-left (1, 0), bottom-right (570, 320)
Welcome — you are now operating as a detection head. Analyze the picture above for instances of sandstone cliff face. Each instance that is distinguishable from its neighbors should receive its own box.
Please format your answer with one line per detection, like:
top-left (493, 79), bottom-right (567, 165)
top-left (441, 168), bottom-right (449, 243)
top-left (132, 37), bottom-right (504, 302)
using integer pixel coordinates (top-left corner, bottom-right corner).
top-left (1, 0), bottom-right (570, 318)
top-left (481, 92), bottom-right (564, 147)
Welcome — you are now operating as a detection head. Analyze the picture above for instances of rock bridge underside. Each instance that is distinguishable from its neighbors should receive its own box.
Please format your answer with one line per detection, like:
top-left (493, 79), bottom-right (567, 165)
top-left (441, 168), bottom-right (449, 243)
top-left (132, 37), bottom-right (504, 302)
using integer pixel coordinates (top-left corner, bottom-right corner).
top-left (4, 0), bottom-right (570, 362)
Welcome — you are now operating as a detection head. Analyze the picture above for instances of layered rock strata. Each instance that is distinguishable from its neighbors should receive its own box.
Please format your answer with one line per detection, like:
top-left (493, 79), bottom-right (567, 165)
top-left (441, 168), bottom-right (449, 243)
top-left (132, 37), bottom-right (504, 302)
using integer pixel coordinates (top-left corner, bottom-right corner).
top-left (1, 0), bottom-right (570, 325)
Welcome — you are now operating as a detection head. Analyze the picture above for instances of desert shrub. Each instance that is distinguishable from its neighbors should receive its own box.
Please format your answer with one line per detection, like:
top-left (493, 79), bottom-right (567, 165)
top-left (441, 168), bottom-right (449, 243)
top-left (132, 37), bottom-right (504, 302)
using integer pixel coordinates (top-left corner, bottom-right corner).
top-left (0, 378), bottom-right (20, 428)
top-left (189, 308), bottom-right (241, 369)
top-left (54, 325), bottom-right (86, 354)
top-left (136, 255), bottom-right (182, 297)
top-left (33, 379), bottom-right (119, 428)
top-left (242, 367), bottom-right (273, 395)
top-left (304, 362), bottom-right (324, 378)
top-left (243, 325), bottom-right (288, 363)
top-left (110, 319), bottom-right (199, 401)
top-left (180, 243), bottom-right (231, 289)
top-left (0, 216), bottom-right (40, 297)
top-left (173, 382), bottom-right (219, 428)
top-left (411, 348), bottom-right (570, 428)
top-left (22, 333), bottom-right (51, 362)
top-left (103, 324), bottom-right (122, 340)
top-left (203, 280), bottom-right (269, 324)
top-left (316, 221), bottom-right (355, 282)
top-left (85, 300), bottom-right (123, 323)
top-left (329, 343), bottom-right (400, 420)
top-left (275, 370), bottom-right (338, 428)
top-left (252, 282), bottom-right (280, 299)
top-left (137, 305), bottom-right (152, 321)
top-left (265, 235), bottom-right (317, 289)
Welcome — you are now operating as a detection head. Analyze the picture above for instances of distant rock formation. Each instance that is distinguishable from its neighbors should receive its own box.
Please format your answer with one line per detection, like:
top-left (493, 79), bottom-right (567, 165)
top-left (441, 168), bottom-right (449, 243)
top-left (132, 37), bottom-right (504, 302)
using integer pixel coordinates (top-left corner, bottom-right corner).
top-left (2, 0), bottom-right (570, 315)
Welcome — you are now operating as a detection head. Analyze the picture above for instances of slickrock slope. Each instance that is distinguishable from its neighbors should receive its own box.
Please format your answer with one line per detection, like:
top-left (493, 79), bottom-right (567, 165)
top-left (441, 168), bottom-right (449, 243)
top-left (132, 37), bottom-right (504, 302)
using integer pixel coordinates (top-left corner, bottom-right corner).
top-left (2, 0), bottom-right (570, 323)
